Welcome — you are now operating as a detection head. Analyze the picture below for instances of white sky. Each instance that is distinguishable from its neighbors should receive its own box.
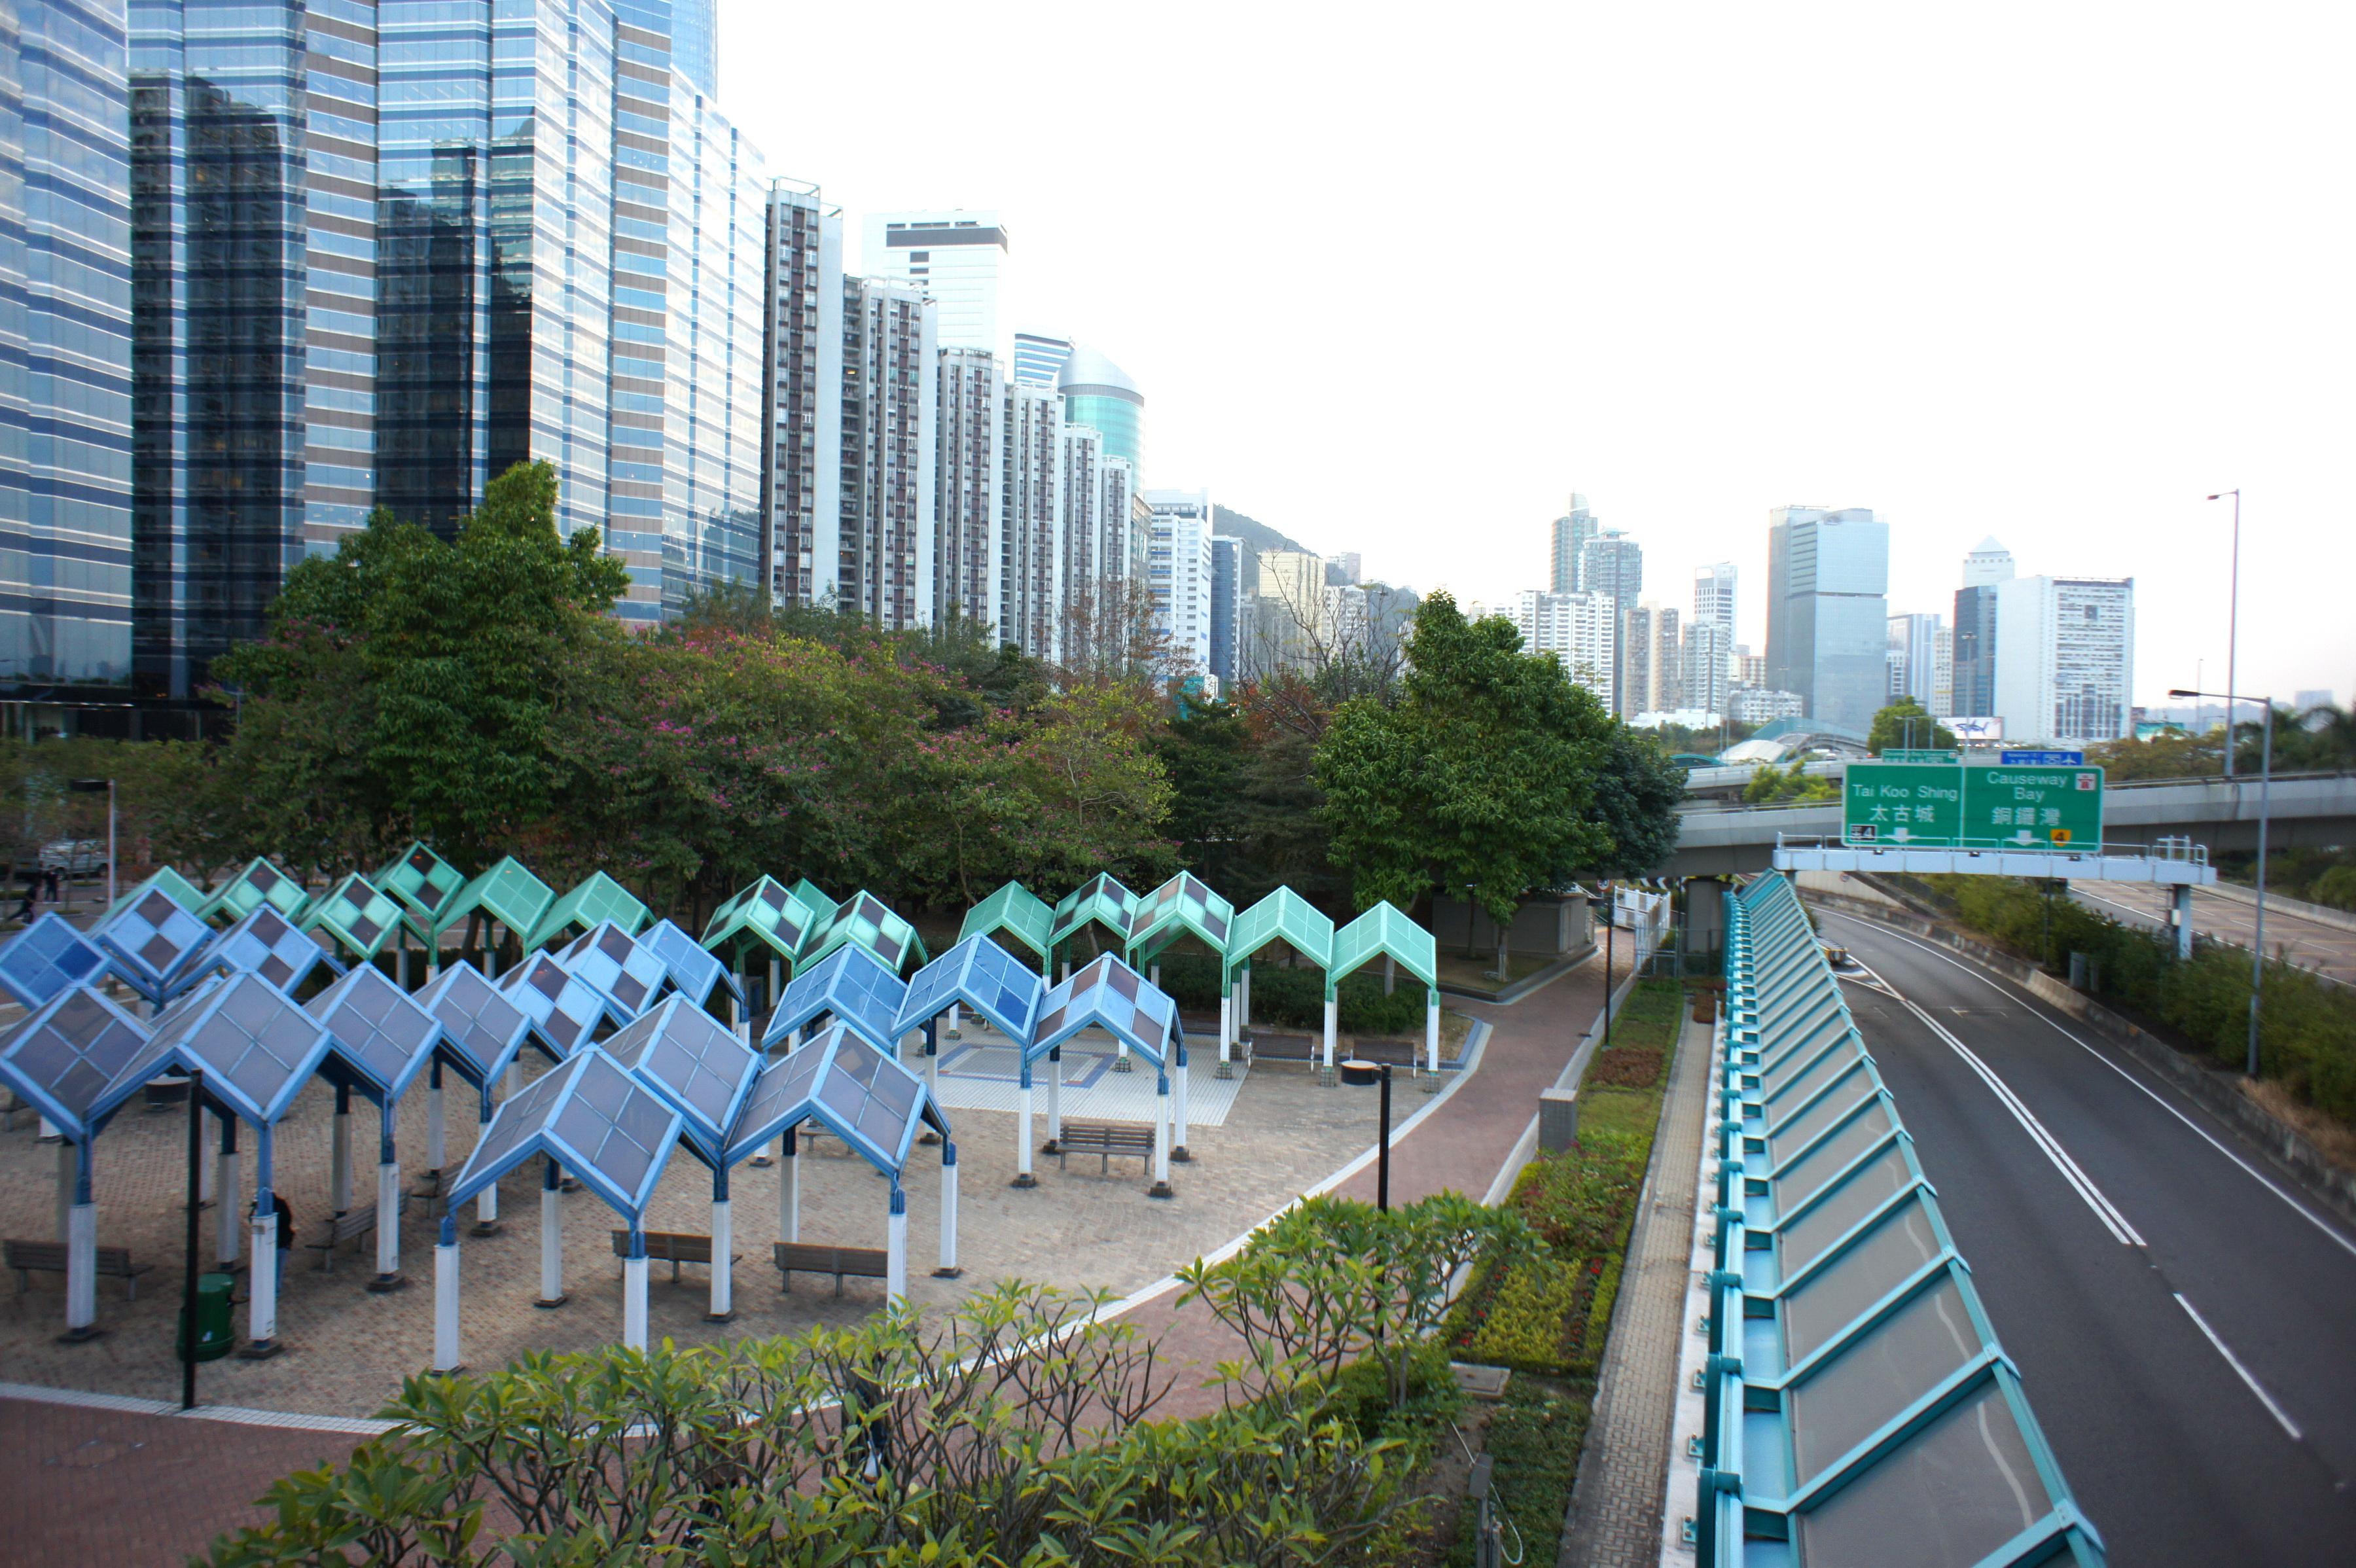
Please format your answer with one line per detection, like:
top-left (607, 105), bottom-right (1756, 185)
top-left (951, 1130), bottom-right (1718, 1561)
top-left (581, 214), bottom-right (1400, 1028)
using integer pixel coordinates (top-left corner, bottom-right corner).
top-left (723, 1), bottom-right (2353, 708)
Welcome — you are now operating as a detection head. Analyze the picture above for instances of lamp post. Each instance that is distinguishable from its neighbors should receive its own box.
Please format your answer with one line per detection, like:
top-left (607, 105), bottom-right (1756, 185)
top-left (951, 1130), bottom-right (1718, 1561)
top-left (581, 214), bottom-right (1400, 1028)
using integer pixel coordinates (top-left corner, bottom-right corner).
top-left (2171, 686), bottom-right (2270, 1077)
top-left (67, 777), bottom-right (113, 910)
top-left (1338, 1058), bottom-right (1393, 1211)
top-left (2204, 491), bottom-right (2241, 778)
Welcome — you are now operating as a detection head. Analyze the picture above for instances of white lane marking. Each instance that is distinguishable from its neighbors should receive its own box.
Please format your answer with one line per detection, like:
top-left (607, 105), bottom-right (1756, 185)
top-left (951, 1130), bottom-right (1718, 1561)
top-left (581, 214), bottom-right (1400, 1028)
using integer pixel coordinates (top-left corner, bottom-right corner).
top-left (2173, 1292), bottom-right (2304, 1442)
top-left (1821, 911), bottom-right (2356, 1264)
top-left (1849, 952), bottom-right (2144, 1247)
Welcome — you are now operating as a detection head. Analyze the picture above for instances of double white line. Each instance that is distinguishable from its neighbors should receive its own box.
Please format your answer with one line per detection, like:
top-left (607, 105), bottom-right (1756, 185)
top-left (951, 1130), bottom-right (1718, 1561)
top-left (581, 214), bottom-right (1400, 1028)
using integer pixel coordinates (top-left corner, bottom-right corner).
top-left (1855, 955), bottom-right (2147, 1247)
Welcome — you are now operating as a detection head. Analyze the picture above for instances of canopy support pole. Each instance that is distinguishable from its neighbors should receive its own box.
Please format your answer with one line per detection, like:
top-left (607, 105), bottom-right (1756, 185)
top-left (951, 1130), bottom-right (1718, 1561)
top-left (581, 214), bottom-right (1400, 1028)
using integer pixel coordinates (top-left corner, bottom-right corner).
top-left (423, 1061), bottom-right (446, 1190)
top-left (1014, 1068), bottom-right (1037, 1188)
top-left (1217, 983), bottom-right (1233, 1079)
top-left (198, 1110), bottom-right (214, 1206)
top-left (946, 1001), bottom-right (961, 1040)
top-left (535, 1160), bottom-right (566, 1307)
top-left (216, 1116), bottom-right (240, 1267)
top-left (1321, 997), bottom-right (1338, 1086)
top-left (1046, 1048), bottom-right (1063, 1149)
top-left (54, 1137), bottom-right (71, 1243)
top-left (919, 1020), bottom-right (940, 1145)
top-left (1427, 992), bottom-right (1442, 1077)
top-left (62, 1139), bottom-right (96, 1342)
top-left (622, 1228), bottom-right (649, 1351)
top-left (1172, 1043), bottom-right (1192, 1162)
top-left (1149, 1071), bottom-right (1173, 1199)
top-left (433, 1216), bottom-right (461, 1371)
top-left (242, 1129), bottom-right (280, 1358)
top-left (369, 1108), bottom-right (404, 1291)
top-left (779, 1128), bottom-right (800, 1245)
top-left (705, 1166), bottom-right (733, 1323)
top-left (330, 1084), bottom-right (353, 1215)
top-left (934, 1140), bottom-right (960, 1277)
top-left (886, 1181), bottom-right (908, 1306)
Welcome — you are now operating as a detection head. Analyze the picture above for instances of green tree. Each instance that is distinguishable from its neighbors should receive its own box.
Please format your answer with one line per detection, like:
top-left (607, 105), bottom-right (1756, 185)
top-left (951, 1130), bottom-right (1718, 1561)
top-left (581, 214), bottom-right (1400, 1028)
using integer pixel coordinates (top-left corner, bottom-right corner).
top-left (2085, 729), bottom-right (2222, 781)
top-left (1587, 727), bottom-right (1687, 878)
top-left (1865, 700), bottom-right (1956, 755)
top-left (1741, 759), bottom-right (1838, 804)
top-left (1313, 594), bottom-right (1616, 944)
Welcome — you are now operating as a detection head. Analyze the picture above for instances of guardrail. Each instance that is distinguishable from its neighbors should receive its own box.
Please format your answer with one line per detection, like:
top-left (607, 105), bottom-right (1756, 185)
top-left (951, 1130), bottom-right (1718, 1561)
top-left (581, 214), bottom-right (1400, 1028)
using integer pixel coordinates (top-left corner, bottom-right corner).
top-left (1690, 872), bottom-right (2105, 1565)
top-left (1774, 832), bottom-right (2207, 863)
top-left (1682, 768), bottom-right (2356, 812)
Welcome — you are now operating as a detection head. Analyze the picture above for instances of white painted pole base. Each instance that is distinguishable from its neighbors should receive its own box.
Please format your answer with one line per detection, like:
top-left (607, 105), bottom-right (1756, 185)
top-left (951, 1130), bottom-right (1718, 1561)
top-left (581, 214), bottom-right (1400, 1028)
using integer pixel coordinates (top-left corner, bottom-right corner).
top-left (886, 1187), bottom-right (908, 1307)
top-left (63, 1202), bottom-right (98, 1341)
top-left (1321, 998), bottom-right (1338, 1084)
top-left (1218, 992), bottom-right (1233, 1078)
top-left (779, 1144), bottom-right (800, 1244)
top-left (1149, 1078), bottom-right (1173, 1199)
top-left (330, 1109), bottom-right (353, 1214)
top-left (216, 1147), bottom-right (241, 1266)
top-left (1426, 999), bottom-right (1442, 1086)
top-left (536, 1183), bottom-right (565, 1308)
top-left (433, 1221), bottom-right (461, 1371)
top-left (244, 1209), bottom-right (280, 1356)
top-left (503, 1061), bottom-right (522, 1099)
top-left (946, 1001), bottom-right (961, 1040)
top-left (935, 1143), bottom-right (961, 1277)
top-left (1014, 1080), bottom-right (1036, 1187)
top-left (622, 1255), bottom-right (649, 1351)
top-left (705, 1198), bottom-right (733, 1322)
top-left (368, 1160), bottom-right (405, 1291)
top-left (474, 1183), bottom-right (500, 1236)
top-left (1046, 1053), bottom-right (1064, 1149)
top-left (1172, 1050), bottom-right (1191, 1162)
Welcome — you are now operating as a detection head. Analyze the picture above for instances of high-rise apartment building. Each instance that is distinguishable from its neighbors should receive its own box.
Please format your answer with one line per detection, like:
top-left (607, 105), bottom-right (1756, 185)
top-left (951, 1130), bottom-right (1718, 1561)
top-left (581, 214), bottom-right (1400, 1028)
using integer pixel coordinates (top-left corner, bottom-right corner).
top-left (1764, 506), bottom-right (1889, 732)
top-left (838, 276), bottom-right (936, 628)
top-left (861, 210), bottom-right (1005, 354)
top-left (1581, 528), bottom-right (1642, 713)
top-left (1951, 535), bottom-right (2012, 719)
top-left (2, 0), bottom-right (134, 694)
top-left (1060, 422), bottom-right (1105, 599)
top-left (1683, 619), bottom-right (1730, 717)
top-left (1933, 626), bottom-right (1954, 718)
top-left (1693, 562), bottom-right (1737, 644)
top-left (1886, 613), bottom-right (1945, 715)
top-left (1993, 575), bottom-right (2135, 743)
top-left (1144, 490), bottom-right (1214, 677)
top-left (997, 380), bottom-right (1063, 662)
top-left (1619, 603), bottom-right (1681, 717)
top-left (1012, 330), bottom-right (1071, 388)
top-left (1329, 552), bottom-right (1363, 586)
top-left (934, 346), bottom-right (1001, 626)
top-left (1207, 534), bottom-right (1242, 685)
top-left (763, 179), bottom-right (844, 607)
top-left (1058, 345), bottom-right (1143, 474)
top-left (1550, 495), bottom-right (1596, 594)
top-left (1513, 589), bottom-right (1615, 703)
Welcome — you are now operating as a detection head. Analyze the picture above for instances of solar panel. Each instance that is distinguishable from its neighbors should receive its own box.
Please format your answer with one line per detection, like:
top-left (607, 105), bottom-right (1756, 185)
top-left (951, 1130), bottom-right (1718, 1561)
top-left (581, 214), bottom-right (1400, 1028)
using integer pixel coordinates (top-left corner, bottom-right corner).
top-left (605, 995), bottom-right (758, 1157)
top-left (525, 872), bottom-right (650, 953)
top-left (500, 952), bottom-right (616, 1058)
top-left (209, 904), bottom-right (341, 995)
top-left (446, 1049), bottom-right (686, 1220)
top-left (419, 963), bottom-right (533, 1086)
top-left (94, 884), bottom-right (217, 1003)
top-left (637, 918), bottom-right (737, 1005)
top-left (0, 911), bottom-right (115, 1009)
top-left (723, 1024), bottom-right (943, 1173)
top-left (0, 986), bottom-right (153, 1137)
top-left (309, 964), bottom-right (442, 1099)
top-left (92, 971), bottom-right (334, 1126)
top-left (554, 920), bottom-right (666, 1018)
top-left (762, 942), bottom-right (907, 1054)
top-left (1024, 953), bottom-right (1177, 1069)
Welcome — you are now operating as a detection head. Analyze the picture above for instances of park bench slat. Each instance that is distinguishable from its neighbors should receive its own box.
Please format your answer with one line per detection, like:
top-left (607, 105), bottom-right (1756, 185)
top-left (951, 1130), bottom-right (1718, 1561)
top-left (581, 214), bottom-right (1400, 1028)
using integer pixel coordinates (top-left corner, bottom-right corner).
top-left (5, 1238), bottom-right (154, 1299)
top-left (773, 1241), bottom-right (889, 1296)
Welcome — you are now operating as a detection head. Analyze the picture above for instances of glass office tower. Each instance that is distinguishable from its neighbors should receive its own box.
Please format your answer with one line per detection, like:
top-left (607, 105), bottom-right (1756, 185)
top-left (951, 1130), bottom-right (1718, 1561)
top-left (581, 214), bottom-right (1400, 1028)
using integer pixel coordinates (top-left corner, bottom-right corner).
top-left (2, 0), bottom-right (136, 693)
top-left (1764, 505), bottom-right (1889, 732)
top-left (1056, 344), bottom-right (1142, 474)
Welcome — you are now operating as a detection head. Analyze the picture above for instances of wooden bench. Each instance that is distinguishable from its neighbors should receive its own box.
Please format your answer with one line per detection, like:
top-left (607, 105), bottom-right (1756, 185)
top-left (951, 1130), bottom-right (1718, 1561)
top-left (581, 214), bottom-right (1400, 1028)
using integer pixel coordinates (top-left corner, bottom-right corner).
top-left (306, 1198), bottom-right (402, 1274)
top-left (774, 1241), bottom-right (889, 1296)
top-left (1050, 1119), bottom-right (1157, 1173)
top-left (5, 1238), bottom-right (154, 1299)
top-left (611, 1230), bottom-right (740, 1283)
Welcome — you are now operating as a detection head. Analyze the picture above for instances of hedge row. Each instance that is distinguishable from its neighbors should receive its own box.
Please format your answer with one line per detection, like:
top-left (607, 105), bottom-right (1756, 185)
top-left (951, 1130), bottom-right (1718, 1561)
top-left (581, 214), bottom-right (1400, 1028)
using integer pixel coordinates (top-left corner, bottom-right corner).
top-left (1919, 874), bottom-right (2356, 1126)
top-left (1145, 950), bottom-right (1432, 1036)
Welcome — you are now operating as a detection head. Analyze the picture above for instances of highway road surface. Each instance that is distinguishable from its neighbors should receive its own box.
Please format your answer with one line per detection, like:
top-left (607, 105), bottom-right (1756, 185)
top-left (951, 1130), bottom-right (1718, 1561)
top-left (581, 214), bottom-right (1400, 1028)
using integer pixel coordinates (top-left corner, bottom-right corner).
top-left (1813, 906), bottom-right (2356, 1565)
top-left (2071, 880), bottom-right (2356, 988)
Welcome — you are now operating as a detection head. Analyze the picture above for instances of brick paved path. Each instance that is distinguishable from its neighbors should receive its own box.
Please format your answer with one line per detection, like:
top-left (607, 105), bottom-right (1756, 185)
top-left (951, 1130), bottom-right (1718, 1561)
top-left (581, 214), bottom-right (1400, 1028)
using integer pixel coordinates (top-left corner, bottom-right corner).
top-left (1558, 1009), bottom-right (1713, 1568)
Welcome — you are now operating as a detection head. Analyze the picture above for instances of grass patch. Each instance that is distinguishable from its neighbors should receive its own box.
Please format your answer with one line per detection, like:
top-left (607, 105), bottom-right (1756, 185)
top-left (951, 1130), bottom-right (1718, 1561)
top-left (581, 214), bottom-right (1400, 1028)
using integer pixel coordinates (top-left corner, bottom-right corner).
top-left (1588, 1046), bottom-right (1662, 1088)
top-left (1441, 1376), bottom-right (1594, 1568)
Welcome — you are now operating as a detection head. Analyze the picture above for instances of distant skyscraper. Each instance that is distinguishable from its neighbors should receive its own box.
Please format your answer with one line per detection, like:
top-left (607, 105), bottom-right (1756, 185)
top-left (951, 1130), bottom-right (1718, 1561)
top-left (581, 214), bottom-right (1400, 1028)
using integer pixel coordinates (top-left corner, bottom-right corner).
top-left (1693, 563), bottom-right (1737, 644)
top-left (935, 346), bottom-right (1002, 626)
top-left (1951, 536), bottom-right (2014, 718)
top-left (862, 209), bottom-right (1006, 353)
top-left (1764, 506), bottom-right (1889, 732)
top-left (1993, 576), bottom-right (2135, 743)
top-left (1329, 552), bottom-right (1363, 586)
top-left (2, 0), bottom-right (134, 694)
top-left (1145, 490), bottom-right (1215, 676)
top-left (1012, 330), bottom-right (1072, 387)
top-left (668, 0), bottom-right (718, 96)
top-left (1550, 495), bottom-right (1597, 594)
top-left (1683, 620), bottom-right (1730, 717)
top-left (1057, 345), bottom-right (1143, 474)
top-left (1060, 422), bottom-right (1105, 597)
top-left (1582, 527), bottom-right (1643, 713)
top-left (1513, 589), bottom-right (1615, 702)
top-left (1207, 535), bottom-right (1242, 684)
top-left (838, 276), bottom-right (937, 628)
top-left (1887, 613), bottom-right (1944, 715)
top-left (764, 180), bottom-right (846, 607)
top-left (1933, 626), bottom-right (1954, 717)
top-left (998, 380), bottom-right (1062, 660)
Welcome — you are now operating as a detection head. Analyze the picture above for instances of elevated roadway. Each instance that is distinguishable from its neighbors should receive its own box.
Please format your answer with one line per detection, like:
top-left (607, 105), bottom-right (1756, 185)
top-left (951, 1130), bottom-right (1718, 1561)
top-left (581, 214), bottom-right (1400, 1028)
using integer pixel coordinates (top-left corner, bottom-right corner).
top-left (1814, 906), bottom-right (2356, 1563)
top-left (2071, 880), bottom-right (2356, 987)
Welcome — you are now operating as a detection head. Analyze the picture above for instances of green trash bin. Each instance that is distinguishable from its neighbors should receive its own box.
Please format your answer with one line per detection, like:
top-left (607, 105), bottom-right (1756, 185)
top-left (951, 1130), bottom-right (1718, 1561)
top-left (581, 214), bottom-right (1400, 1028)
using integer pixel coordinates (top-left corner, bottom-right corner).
top-left (177, 1272), bottom-right (235, 1363)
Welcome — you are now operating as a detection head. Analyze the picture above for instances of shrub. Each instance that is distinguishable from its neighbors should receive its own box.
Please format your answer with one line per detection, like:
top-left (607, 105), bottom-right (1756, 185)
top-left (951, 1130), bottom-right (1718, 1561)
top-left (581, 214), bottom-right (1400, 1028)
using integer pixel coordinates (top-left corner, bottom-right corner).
top-left (1149, 951), bottom-right (1430, 1036)
top-left (2313, 864), bottom-right (2356, 912)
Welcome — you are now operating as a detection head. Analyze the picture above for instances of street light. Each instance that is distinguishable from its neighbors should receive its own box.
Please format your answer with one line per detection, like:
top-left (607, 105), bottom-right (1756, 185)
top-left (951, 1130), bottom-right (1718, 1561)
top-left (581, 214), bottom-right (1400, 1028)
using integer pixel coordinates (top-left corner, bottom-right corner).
top-left (2204, 491), bottom-right (2241, 778)
top-left (1338, 1058), bottom-right (1393, 1211)
top-left (2171, 686), bottom-right (2271, 1078)
top-left (67, 777), bottom-right (114, 909)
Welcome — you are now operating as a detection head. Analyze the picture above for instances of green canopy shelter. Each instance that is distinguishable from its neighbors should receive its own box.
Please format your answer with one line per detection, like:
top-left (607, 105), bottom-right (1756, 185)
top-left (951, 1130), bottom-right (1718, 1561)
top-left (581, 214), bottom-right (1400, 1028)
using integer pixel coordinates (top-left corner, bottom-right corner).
top-left (958, 881), bottom-right (1054, 974)
top-left (525, 871), bottom-right (649, 953)
top-left (104, 865), bottom-right (207, 924)
top-left (701, 876), bottom-right (827, 1025)
top-left (300, 872), bottom-right (431, 966)
top-left (1047, 874), bottom-right (1136, 974)
top-left (201, 858), bottom-right (313, 927)
top-left (800, 890), bottom-right (927, 976)
top-left (1221, 887), bottom-right (1334, 1078)
top-left (374, 842), bottom-right (469, 974)
top-left (1330, 902), bottom-right (1443, 1075)
top-left (439, 857), bottom-right (556, 977)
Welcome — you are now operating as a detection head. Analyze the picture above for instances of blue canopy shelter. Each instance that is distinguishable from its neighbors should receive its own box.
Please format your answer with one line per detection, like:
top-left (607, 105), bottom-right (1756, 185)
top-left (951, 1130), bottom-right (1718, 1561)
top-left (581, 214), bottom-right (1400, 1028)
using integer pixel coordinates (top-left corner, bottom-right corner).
top-left (89, 972), bottom-right (338, 1357)
top-left (760, 942), bottom-right (908, 1058)
top-left (891, 934), bottom-right (1045, 1121)
top-left (1016, 954), bottom-right (1187, 1194)
top-left (637, 918), bottom-right (742, 1013)
top-left (207, 904), bottom-right (343, 996)
top-left (552, 920), bottom-right (668, 1021)
top-left (0, 986), bottom-right (152, 1338)
top-left (93, 881), bottom-right (217, 1008)
top-left (306, 965), bottom-right (444, 1289)
top-left (603, 995), bottom-right (762, 1319)
top-left (416, 963), bottom-right (535, 1204)
top-left (438, 1050), bottom-right (685, 1363)
top-left (0, 912), bottom-right (116, 1010)
top-left (724, 1021), bottom-right (957, 1298)
top-left (499, 950), bottom-right (626, 1061)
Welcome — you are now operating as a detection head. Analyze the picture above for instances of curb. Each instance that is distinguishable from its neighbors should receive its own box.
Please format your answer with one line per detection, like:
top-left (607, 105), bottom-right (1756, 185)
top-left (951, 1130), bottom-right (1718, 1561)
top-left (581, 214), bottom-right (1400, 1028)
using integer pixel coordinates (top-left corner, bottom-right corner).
top-left (1438, 944), bottom-right (1596, 1004)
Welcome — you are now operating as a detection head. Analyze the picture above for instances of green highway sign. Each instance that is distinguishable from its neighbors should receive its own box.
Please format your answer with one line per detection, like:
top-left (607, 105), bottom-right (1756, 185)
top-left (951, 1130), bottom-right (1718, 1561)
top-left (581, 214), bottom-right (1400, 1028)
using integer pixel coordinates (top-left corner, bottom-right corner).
top-left (1844, 762), bottom-right (2104, 850)
top-left (1843, 763), bottom-right (1965, 846)
top-left (1883, 749), bottom-right (1961, 764)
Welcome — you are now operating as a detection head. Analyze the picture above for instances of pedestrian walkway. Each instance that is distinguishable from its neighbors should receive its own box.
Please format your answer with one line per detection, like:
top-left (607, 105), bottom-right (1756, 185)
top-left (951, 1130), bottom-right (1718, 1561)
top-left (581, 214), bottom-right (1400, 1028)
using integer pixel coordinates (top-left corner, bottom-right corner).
top-left (1558, 1007), bottom-right (1713, 1568)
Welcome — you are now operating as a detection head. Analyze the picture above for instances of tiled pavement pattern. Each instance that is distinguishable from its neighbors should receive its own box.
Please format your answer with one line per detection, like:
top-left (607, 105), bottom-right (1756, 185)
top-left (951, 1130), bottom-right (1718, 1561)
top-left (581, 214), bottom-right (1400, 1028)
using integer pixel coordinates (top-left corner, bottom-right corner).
top-left (1557, 1008), bottom-right (1713, 1568)
top-left (0, 959), bottom-right (1608, 1565)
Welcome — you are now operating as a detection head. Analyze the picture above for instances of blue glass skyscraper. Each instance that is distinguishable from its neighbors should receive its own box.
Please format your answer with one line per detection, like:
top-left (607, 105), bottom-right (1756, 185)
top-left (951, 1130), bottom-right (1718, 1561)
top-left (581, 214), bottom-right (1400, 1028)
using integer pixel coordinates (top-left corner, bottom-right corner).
top-left (1, 0), bottom-right (135, 693)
